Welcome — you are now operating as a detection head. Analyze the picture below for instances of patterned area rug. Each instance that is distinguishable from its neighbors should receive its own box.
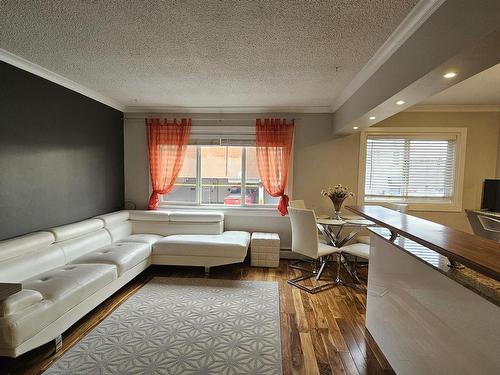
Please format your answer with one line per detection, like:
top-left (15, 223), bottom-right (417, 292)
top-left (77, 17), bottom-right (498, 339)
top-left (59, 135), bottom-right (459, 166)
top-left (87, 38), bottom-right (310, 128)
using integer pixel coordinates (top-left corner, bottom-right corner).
top-left (44, 277), bottom-right (282, 374)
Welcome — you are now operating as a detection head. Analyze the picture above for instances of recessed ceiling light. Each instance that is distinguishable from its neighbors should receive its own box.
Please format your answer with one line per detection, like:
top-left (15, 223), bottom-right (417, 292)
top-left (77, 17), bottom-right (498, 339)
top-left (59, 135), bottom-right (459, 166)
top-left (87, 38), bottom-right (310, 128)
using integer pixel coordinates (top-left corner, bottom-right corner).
top-left (369, 116), bottom-right (376, 120)
top-left (353, 126), bottom-right (359, 130)
top-left (396, 100), bottom-right (405, 105)
top-left (443, 72), bottom-right (457, 79)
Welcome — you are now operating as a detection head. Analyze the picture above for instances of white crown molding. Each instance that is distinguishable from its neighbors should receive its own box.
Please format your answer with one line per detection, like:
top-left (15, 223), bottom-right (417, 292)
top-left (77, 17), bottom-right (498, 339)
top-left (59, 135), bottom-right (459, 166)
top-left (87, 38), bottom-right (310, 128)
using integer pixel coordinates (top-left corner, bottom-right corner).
top-left (1, 48), bottom-right (125, 111)
top-left (1, 49), bottom-right (326, 114)
top-left (331, 0), bottom-right (445, 112)
top-left (124, 105), bottom-right (332, 114)
top-left (406, 104), bottom-right (500, 112)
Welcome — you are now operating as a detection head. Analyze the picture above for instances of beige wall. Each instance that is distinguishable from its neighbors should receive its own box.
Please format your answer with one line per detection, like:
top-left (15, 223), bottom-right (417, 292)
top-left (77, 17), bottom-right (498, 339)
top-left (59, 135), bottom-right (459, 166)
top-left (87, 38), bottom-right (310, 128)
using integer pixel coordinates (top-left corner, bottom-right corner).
top-left (292, 111), bottom-right (500, 233)
top-left (124, 111), bottom-right (500, 237)
top-left (372, 112), bottom-right (500, 232)
top-left (497, 111), bottom-right (500, 177)
top-left (292, 122), bottom-right (359, 214)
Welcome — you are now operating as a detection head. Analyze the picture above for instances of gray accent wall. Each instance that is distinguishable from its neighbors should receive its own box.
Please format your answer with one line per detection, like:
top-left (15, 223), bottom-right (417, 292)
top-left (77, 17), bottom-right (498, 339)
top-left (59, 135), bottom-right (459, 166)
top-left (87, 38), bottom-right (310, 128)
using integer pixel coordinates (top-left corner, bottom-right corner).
top-left (0, 62), bottom-right (124, 240)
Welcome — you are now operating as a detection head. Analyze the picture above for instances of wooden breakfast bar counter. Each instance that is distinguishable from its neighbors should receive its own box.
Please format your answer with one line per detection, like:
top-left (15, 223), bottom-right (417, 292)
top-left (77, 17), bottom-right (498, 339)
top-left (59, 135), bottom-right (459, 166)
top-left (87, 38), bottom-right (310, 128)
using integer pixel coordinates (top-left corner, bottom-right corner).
top-left (347, 206), bottom-right (500, 375)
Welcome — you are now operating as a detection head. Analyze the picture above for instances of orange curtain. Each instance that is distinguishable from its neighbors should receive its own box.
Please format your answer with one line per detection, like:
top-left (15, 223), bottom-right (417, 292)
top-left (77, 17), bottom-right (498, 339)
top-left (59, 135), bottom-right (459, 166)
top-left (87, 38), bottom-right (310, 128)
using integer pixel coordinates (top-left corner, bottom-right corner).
top-left (146, 118), bottom-right (191, 210)
top-left (256, 118), bottom-right (294, 215)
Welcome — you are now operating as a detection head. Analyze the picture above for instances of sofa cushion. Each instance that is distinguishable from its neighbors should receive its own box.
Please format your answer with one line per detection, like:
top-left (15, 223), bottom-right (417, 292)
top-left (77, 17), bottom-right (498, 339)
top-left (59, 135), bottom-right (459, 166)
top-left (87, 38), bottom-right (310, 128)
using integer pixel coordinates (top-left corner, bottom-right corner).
top-left (152, 231), bottom-right (250, 258)
top-left (105, 221), bottom-right (133, 242)
top-left (129, 210), bottom-right (170, 222)
top-left (0, 232), bottom-right (55, 262)
top-left (0, 245), bottom-right (66, 283)
top-left (94, 211), bottom-right (130, 226)
top-left (23, 264), bottom-right (117, 315)
top-left (0, 290), bottom-right (43, 317)
top-left (169, 211), bottom-right (224, 222)
top-left (49, 219), bottom-right (104, 242)
top-left (57, 229), bottom-right (112, 263)
top-left (116, 234), bottom-right (163, 245)
top-left (1, 264), bottom-right (117, 348)
top-left (71, 243), bottom-right (151, 275)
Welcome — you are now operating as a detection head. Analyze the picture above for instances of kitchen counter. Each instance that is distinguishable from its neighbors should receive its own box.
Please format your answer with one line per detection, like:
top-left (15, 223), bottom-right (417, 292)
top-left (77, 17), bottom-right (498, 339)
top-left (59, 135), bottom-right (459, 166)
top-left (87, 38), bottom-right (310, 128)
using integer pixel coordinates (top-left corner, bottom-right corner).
top-left (346, 205), bottom-right (500, 375)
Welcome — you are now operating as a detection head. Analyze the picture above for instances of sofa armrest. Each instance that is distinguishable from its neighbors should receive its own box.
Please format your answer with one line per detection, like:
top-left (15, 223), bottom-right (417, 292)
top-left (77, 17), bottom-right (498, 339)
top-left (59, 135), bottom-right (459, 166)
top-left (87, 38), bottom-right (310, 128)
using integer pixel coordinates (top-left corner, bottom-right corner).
top-left (0, 289), bottom-right (43, 317)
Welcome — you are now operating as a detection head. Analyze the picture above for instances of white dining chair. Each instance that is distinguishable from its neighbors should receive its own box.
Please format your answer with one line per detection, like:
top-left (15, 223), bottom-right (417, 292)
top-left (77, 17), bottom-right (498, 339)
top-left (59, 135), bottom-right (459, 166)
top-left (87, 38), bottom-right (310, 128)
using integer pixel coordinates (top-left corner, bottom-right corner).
top-left (289, 199), bottom-right (329, 219)
top-left (289, 199), bottom-right (306, 209)
top-left (357, 202), bottom-right (408, 245)
top-left (339, 202), bottom-right (406, 283)
top-left (288, 207), bottom-right (340, 293)
top-left (338, 242), bottom-right (370, 284)
top-left (468, 213), bottom-right (500, 242)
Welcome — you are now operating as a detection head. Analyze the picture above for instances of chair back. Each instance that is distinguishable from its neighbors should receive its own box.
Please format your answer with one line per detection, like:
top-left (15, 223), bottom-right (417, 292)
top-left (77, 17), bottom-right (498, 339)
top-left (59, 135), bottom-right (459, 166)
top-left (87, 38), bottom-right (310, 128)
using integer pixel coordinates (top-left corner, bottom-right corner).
top-left (478, 215), bottom-right (500, 232)
top-left (289, 200), bottom-right (306, 209)
top-left (468, 214), bottom-right (500, 242)
top-left (288, 207), bottom-right (319, 259)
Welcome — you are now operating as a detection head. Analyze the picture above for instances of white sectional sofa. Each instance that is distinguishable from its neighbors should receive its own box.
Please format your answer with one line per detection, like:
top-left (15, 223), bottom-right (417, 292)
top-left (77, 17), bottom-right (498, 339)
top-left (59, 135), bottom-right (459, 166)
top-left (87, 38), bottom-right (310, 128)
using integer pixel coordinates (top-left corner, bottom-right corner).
top-left (0, 210), bottom-right (250, 357)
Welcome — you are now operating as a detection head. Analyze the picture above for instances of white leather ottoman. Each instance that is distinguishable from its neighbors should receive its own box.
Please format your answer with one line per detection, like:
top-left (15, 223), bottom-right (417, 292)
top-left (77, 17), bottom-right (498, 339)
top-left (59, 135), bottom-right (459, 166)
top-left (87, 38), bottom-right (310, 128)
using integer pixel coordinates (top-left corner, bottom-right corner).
top-left (251, 232), bottom-right (280, 268)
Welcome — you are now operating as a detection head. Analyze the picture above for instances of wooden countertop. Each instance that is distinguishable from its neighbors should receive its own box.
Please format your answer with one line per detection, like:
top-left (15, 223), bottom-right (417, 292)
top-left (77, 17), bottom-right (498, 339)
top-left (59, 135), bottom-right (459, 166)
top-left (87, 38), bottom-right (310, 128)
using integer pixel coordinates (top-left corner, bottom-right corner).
top-left (347, 205), bottom-right (500, 281)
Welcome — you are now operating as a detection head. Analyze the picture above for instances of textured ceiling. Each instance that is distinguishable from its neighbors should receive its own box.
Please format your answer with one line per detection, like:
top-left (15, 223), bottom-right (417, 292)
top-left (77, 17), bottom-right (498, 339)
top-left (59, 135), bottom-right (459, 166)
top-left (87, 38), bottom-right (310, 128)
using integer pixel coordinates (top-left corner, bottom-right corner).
top-left (1, 0), bottom-right (418, 109)
top-left (421, 63), bottom-right (500, 105)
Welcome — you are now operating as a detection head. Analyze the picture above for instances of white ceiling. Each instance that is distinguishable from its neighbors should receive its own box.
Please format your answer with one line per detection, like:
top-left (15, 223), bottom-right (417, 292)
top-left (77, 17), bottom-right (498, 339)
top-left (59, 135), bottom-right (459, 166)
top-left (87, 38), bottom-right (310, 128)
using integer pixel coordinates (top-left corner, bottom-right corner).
top-left (420, 63), bottom-right (500, 105)
top-left (1, 0), bottom-right (418, 110)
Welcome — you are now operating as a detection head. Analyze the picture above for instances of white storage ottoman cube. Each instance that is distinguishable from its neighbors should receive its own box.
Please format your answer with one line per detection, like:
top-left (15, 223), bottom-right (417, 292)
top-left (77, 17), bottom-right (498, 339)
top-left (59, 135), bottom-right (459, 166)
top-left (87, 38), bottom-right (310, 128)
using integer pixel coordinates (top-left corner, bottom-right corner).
top-left (251, 232), bottom-right (280, 267)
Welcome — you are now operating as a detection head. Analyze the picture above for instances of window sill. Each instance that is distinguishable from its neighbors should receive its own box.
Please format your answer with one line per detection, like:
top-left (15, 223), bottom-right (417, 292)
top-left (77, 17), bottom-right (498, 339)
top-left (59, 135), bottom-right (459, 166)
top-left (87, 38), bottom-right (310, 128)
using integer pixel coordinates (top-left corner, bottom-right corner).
top-left (158, 204), bottom-right (284, 217)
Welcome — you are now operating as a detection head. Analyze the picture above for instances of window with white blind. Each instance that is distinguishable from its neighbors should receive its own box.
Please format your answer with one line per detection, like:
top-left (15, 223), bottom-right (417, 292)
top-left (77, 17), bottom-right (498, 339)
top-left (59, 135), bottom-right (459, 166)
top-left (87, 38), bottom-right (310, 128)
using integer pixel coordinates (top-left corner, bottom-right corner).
top-left (358, 128), bottom-right (466, 211)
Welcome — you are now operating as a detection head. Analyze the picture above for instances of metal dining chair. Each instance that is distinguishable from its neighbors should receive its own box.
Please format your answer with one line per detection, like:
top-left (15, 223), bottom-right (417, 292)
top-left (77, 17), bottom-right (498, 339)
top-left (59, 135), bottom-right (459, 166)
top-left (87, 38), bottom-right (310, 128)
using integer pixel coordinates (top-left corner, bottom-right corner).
top-left (467, 211), bottom-right (500, 242)
top-left (343, 203), bottom-right (406, 283)
top-left (357, 203), bottom-right (408, 245)
top-left (338, 242), bottom-right (370, 284)
top-left (287, 207), bottom-right (340, 293)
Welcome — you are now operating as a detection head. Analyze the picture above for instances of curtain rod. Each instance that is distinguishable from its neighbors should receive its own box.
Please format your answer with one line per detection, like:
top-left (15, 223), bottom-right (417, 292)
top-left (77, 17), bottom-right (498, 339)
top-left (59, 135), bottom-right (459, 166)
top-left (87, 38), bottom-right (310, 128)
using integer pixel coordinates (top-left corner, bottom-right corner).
top-left (123, 117), bottom-right (299, 121)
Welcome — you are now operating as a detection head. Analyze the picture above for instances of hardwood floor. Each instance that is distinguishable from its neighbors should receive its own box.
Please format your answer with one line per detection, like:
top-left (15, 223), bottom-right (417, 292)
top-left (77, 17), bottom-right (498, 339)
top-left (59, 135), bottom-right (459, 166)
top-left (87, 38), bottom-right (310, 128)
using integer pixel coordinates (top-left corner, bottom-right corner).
top-left (0, 260), bottom-right (394, 375)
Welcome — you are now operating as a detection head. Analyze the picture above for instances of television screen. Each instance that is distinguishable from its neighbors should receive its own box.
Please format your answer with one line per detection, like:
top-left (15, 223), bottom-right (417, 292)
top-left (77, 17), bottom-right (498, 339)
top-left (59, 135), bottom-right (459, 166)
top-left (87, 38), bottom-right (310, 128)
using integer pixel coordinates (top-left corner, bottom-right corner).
top-left (481, 179), bottom-right (500, 211)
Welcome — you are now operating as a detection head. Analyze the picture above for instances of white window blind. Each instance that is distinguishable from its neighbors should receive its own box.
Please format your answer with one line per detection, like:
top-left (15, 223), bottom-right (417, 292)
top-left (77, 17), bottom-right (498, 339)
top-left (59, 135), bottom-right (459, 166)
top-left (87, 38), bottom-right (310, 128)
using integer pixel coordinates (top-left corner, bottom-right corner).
top-left (189, 125), bottom-right (255, 146)
top-left (364, 134), bottom-right (457, 203)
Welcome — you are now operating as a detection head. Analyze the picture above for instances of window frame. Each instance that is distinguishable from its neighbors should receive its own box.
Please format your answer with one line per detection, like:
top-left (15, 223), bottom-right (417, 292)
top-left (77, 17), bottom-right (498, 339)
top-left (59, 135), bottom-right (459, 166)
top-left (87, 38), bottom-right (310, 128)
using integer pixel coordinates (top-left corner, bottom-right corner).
top-left (358, 127), bottom-right (467, 212)
top-left (159, 144), bottom-right (293, 210)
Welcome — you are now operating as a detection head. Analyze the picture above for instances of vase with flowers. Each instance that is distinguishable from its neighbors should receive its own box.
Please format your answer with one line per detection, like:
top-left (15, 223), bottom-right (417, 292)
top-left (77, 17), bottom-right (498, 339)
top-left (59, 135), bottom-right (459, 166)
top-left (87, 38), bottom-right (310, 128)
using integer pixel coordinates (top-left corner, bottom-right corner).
top-left (321, 185), bottom-right (355, 220)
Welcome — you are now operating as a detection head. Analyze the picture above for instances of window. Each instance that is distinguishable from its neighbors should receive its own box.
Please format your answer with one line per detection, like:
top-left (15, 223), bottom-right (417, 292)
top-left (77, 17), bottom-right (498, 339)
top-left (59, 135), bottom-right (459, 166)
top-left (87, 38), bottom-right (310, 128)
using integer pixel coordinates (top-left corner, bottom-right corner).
top-left (162, 145), bottom-right (280, 207)
top-left (358, 128), bottom-right (466, 211)
top-left (164, 146), bottom-right (197, 204)
top-left (201, 146), bottom-right (243, 205)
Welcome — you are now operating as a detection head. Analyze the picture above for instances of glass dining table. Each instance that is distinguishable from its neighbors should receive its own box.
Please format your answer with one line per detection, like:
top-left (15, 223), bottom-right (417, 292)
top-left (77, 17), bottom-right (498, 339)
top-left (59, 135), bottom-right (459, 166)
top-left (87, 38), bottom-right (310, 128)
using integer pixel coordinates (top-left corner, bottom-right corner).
top-left (315, 215), bottom-right (375, 289)
top-left (316, 216), bottom-right (374, 247)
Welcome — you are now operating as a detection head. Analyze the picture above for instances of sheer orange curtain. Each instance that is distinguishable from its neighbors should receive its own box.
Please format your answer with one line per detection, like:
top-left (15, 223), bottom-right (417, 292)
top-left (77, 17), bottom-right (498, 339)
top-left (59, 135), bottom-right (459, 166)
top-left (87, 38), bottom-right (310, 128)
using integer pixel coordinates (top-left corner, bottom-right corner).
top-left (146, 118), bottom-right (191, 210)
top-left (256, 118), bottom-right (294, 215)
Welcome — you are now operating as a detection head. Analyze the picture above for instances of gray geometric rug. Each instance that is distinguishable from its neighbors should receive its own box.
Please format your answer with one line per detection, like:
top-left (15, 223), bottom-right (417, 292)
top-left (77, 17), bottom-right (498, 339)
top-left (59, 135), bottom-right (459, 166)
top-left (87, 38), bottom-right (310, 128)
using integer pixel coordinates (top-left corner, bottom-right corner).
top-left (44, 277), bottom-right (282, 374)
